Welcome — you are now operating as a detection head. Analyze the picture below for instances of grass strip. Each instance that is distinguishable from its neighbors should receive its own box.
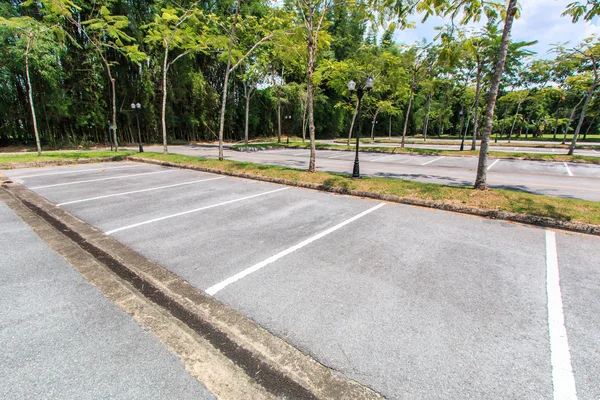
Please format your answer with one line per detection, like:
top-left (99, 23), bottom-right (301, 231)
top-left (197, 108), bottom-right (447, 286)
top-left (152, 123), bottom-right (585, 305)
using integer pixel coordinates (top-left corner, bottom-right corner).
top-left (1, 150), bottom-right (598, 230)
top-left (235, 142), bottom-right (600, 164)
top-left (133, 152), bottom-right (600, 228)
top-left (0, 151), bottom-right (135, 165)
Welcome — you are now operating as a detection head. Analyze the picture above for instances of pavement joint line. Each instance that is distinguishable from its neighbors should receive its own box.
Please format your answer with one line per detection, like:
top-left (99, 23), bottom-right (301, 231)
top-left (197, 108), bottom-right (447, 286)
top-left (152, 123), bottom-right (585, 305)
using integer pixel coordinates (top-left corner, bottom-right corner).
top-left (545, 230), bottom-right (578, 400)
top-left (29, 170), bottom-right (175, 190)
top-left (421, 156), bottom-right (445, 166)
top-left (56, 177), bottom-right (226, 206)
top-left (488, 159), bottom-right (501, 171)
top-left (563, 163), bottom-right (574, 177)
top-left (205, 202), bottom-right (386, 295)
top-left (105, 187), bottom-right (290, 235)
top-left (12, 164), bottom-right (139, 179)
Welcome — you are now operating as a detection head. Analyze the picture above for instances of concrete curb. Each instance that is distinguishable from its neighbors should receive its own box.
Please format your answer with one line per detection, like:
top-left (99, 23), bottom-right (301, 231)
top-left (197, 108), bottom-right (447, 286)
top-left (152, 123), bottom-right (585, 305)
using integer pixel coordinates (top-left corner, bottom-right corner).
top-left (127, 156), bottom-right (600, 237)
top-left (0, 178), bottom-right (382, 400)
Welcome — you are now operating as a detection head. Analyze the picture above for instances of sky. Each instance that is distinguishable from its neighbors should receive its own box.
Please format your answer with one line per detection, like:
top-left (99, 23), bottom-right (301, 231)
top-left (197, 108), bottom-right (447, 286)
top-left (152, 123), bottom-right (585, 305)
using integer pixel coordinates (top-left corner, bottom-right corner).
top-left (392, 0), bottom-right (600, 59)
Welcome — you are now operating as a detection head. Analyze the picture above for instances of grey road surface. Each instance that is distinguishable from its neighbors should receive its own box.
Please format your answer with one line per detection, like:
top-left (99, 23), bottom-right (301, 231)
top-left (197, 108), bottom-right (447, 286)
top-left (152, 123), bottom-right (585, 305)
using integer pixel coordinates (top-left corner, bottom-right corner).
top-left (4, 162), bottom-right (599, 400)
top-left (135, 145), bottom-right (600, 201)
top-left (0, 200), bottom-right (215, 400)
top-left (316, 139), bottom-right (600, 157)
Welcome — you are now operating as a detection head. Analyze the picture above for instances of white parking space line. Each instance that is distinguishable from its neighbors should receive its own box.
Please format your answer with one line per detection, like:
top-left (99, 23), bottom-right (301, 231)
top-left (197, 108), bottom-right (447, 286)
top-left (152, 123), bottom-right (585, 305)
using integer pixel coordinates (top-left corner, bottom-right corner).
top-left (205, 202), bottom-right (385, 295)
top-left (105, 187), bottom-right (290, 235)
top-left (13, 164), bottom-right (139, 179)
top-left (30, 170), bottom-right (175, 190)
top-left (370, 155), bottom-right (396, 162)
top-left (563, 163), bottom-right (574, 177)
top-left (545, 231), bottom-right (578, 400)
top-left (421, 156), bottom-right (445, 166)
top-left (487, 159), bottom-right (500, 171)
top-left (514, 147), bottom-right (519, 151)
top-left (328, 153), bottom-right (353, 159)
top-left (57, 177), bottom-right (225, 206)
top-left (593, 150), bottom-right (597, 154)
top-left (293, 152), bottom-right (308, 156)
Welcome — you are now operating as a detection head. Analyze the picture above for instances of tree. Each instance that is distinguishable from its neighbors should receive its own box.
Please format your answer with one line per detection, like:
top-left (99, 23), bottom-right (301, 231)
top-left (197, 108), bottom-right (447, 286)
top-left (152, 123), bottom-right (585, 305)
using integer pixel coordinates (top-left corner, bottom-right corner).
top-left (0, 15), bottom-right (64, 155)
top-left (144, 4), bottom-right (215, 154)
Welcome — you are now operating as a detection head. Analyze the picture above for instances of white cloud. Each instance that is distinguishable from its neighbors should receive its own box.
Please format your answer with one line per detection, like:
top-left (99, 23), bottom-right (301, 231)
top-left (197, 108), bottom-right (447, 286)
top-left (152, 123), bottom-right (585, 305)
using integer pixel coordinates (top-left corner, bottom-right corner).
top-left (392, 0), bottom-right (599, 59)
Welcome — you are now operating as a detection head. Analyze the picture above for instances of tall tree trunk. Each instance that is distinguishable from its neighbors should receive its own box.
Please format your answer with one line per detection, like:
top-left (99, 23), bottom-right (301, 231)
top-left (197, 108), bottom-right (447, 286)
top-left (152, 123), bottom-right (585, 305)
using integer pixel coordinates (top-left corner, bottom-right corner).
top-left (583, 116), bottom-right (596, 140)
top-left (306, 4), bottom-right (317, 172)
top-left (218, 1), bottom-right (240, 161)
top-left (508, 100), bottom-right (522, 143)
top-left (244, 83), bottom-right (252, 147)
top-left (474, 0), bottom-right (518, 190)
top-left (25, 34), bottom-right (41, 156)
top-left (423, 91), bottom-right (432, 141)
top-left (162, 43), bottom-right (169, 154)
top-left (276, 65), bottom-right (284, 143)
top-left (569, 81), bottom-right (598, 155)
top-left (301, 91), bottom-right (308, 143)
top-left (370, 108), bottom-right (380, 140)
top-left (402, 77), bottom-right (415, 149)
top-left (401, 93), bottom-right (413, 149)
top-left (471, 63), bottom-right (482, 150)
top-left (110, 77), bottom-right (118, 151)
top-left (347, 99), bottom-right (359, 145)
top-left (553, 108), bottom-right (561, 140)
top-left (563, 95), bottom-right (585, 144)
top-left (388, 114), bottom-right (392, 139)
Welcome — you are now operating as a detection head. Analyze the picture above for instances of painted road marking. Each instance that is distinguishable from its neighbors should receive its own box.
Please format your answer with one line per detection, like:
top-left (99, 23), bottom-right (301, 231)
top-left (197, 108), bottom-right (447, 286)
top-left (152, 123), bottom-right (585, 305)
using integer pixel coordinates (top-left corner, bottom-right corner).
top-left (14, 164), bottom-right (140, 179)
top-left (563, 163), bottom-right (574, 177)
top-left (293, 152), bottom-right (308, 156)
top-left (30, 170), bottom-right (175, 190)
top-left (545, 231), bottom-right (578, 400)
top-left (329, 153), bottom-right (353, 159)
top-left (514, 147), bottom-right (519, 151)
top-left (105, 187), bottom-right (290, 235)
top-left (205, 203), bottom-right (385, 295)
top-left (593, 150), bottom-right (597, 154)
top-left (57, 177), bottom-right (225, 206)
top-left (371, 155), bottom-right (396, 162)
top-left (487, 159), bottom-right (500, 171)
top-left (421, 156), bottom-right (445, 166)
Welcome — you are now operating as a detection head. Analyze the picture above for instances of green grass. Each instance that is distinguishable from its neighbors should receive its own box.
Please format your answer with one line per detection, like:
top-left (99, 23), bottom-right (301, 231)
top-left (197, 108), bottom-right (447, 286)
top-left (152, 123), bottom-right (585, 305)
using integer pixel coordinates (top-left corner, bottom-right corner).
top-left (233, 142), bottom-right (600, 164)
top-left (2, 150), bottom-right (599, 226)
top-left (134, 152), bottom-right (600, 226)
top-left (0, 151), bottom-right (134, 165)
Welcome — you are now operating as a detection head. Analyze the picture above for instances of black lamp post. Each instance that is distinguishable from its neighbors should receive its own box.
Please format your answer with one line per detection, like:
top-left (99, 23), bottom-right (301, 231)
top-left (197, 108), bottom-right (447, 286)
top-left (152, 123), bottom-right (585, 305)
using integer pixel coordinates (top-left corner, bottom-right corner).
top-left (131, 103), bottom-right (143, 152)
top-left (285, 115), bottom-right (292, 144)
top-left (348, 76), bottom-right (374, 178)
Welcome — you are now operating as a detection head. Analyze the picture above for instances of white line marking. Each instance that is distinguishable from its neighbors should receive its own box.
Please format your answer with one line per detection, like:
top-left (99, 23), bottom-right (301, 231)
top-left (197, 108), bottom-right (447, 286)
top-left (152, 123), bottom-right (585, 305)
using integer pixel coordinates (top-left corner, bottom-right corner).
top-left (545, 230), bottom-right (578, 400)
top-left (57, 177), bottom-right (225, 206)
top-left (487, 159), bottom-right (500, 171)
top-left (563, 163), bottom-right (574, 177)
top-left (328, 153), bottom-right (353, 159)
top-left (593, 150), bottom-right (597, 154)
top-left (105, 187), bottom-right (290, 235)
top-left (14, 164), bottom-right (140, 179)
top-left (370, 155), bottom-right (396, 162)
top-left (293, 152), bottom-right (308, 156)
top-left (421, 156), bottom-right (445, 166)
top-left (30, 170), bottom-right (175, 189)
top-left (553, 149), bottom-right (556, 153)
top-left (205, 203), bottom-right (385, 295)
top-left (514, 147), bottom-right (519, 151)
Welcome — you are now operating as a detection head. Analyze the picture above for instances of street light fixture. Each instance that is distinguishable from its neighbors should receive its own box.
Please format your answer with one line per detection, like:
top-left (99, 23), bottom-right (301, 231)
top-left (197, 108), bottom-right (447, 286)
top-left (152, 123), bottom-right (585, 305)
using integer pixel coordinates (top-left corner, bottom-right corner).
top-left (131, 103), bottom-right (143, 152)
top-left (348, 75), bottom-right (374, 178)
top-left (284, 115), bottom-right (292, 144)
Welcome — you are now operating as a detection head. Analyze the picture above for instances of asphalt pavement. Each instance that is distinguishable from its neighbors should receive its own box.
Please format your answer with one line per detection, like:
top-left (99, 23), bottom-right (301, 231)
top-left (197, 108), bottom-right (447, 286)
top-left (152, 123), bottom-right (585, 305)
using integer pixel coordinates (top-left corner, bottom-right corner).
top-left (0, 200), bottom-right (215, 400)
top-left (4, 161), bottom-right (599, 399)
top-left (137, 145), bottom-right (600, 202)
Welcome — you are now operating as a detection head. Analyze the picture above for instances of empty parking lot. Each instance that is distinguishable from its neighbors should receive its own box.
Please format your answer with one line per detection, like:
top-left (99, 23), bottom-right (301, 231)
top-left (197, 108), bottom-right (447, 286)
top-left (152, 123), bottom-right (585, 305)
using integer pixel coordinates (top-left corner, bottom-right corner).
top-left (136, 145), bottom-right (600, 202)
top-left (3, 161), bottom-right (600, 399)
